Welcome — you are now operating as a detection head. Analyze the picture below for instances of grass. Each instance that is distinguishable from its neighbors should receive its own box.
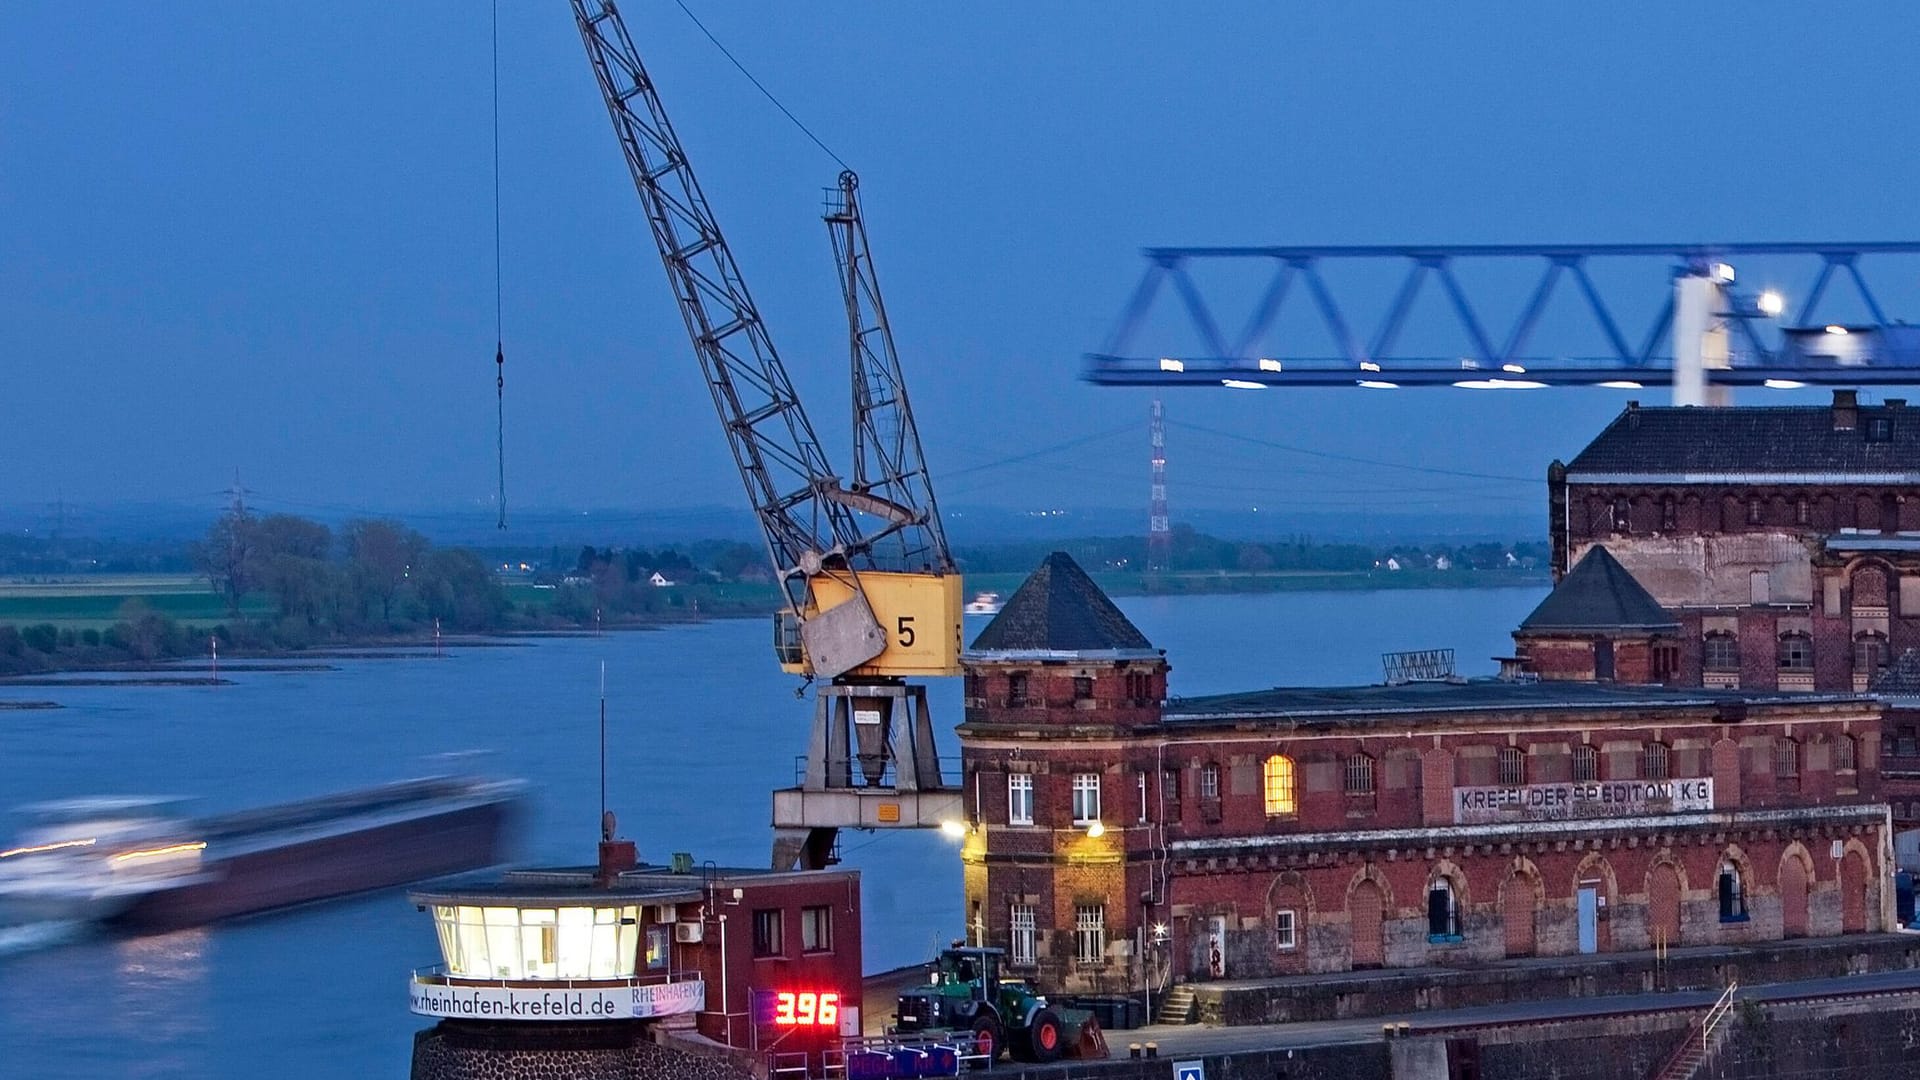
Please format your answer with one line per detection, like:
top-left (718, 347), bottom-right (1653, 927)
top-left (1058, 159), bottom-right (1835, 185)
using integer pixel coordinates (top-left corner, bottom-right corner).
top-left (0, 574), bottom-right (257, 631)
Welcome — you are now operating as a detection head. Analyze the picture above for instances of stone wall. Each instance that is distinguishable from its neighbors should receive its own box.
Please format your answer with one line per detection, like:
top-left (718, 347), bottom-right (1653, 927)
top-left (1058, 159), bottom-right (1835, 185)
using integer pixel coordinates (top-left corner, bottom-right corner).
top-left (410, 1022), bottom-right (756, 1080)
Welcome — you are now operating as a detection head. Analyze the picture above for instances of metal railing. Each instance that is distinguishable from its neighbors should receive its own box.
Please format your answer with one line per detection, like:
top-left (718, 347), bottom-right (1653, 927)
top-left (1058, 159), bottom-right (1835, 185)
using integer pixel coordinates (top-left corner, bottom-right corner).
top-left (790, 756), bottom-right (964, 789)
top-left (1650, 980), bottom-right (1739, 1080)
top-left (410, 964), bottom-right (703, 989)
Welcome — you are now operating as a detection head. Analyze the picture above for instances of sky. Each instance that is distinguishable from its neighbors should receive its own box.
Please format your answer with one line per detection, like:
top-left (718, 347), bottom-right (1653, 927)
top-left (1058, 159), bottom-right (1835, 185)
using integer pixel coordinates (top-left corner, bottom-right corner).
top-left (6, 2), bottom-right (1920, 536)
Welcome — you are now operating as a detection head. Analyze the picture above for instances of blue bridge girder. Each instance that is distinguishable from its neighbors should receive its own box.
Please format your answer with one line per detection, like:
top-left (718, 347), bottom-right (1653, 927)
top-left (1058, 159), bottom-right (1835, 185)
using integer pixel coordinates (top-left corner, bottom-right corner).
top-left (1085, 242), bottom-right (1920, 389)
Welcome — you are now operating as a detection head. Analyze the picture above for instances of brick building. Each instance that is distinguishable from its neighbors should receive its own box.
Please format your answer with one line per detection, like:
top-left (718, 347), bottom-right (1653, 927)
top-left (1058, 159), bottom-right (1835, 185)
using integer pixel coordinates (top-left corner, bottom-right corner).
top-left (959, 553), bottom-right (1892, 994)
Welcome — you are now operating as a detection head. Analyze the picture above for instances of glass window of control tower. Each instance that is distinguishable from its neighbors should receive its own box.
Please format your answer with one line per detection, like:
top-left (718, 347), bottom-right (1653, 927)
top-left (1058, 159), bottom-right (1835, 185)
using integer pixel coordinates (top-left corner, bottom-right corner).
top-left (434, 905), bottom-right (641, 980)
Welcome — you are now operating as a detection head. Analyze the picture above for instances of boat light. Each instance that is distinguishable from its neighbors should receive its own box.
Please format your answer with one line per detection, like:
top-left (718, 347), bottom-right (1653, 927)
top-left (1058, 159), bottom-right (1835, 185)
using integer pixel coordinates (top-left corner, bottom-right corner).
top-left (110, 841), bottom-right (207, 864)
top-left (0, 837), bottom-right (96, 859)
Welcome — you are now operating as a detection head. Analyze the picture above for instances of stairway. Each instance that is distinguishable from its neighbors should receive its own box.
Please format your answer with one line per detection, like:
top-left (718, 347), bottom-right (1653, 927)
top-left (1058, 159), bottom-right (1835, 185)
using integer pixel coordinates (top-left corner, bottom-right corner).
top-left (1650, 982), bottom-right (1739, 1080)
top-left (1156, 984), bottom-right (1197, 1025)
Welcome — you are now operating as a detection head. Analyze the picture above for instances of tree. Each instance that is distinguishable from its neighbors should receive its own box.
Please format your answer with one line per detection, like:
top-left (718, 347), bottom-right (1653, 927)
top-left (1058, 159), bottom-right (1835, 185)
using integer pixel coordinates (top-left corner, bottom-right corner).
top-left (192, 508), bottom-right (257, 614)
top-left (343, 519), bottom-right (427, 625)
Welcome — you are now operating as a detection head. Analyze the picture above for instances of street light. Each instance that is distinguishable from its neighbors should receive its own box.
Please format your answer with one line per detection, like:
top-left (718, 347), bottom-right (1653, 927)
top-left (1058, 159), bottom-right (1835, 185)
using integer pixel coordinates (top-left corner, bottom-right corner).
top-left (1085, 821), bottom-right (1106, 838)
top-left (1758, 290), bottom-right (1785, 317)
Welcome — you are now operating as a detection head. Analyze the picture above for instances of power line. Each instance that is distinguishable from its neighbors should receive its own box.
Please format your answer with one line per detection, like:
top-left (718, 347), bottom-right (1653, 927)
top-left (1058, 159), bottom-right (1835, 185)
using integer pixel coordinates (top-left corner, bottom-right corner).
top-left (1169, 420), bottom-right (1541, 483)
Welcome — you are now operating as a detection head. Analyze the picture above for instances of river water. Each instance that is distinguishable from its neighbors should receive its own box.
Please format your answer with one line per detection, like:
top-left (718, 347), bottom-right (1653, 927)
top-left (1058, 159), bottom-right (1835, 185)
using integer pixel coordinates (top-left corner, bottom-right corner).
top-left (0, 587), bottom-right (1541, 1079)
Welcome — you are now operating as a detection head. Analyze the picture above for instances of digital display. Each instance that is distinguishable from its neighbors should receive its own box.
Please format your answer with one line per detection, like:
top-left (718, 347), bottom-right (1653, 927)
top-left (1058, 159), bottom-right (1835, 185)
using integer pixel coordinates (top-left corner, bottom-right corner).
top-left (768, 990), bottom-right (839, 1027)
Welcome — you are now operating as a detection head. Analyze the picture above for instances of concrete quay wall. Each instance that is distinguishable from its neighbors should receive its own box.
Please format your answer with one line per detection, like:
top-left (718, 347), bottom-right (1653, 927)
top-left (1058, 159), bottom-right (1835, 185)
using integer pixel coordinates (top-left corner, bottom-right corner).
top-left (409, 1021), bottom-right (755, 1080)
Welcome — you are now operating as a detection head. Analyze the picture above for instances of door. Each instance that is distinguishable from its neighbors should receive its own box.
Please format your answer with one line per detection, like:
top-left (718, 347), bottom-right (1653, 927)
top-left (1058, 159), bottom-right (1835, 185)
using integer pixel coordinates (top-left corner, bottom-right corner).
top-left (1647, 865), bottom-right (1681, 949)
top-left (1780, 855), bottom-right (1808, 938)
top-left (1502, 876), bottom-right (1536, 958)
top-left (1205, 916), bottom-right (1227, 978)
top-left (1350, 880), bottom-right (1385, 968)
top-left (1577, 887), bottom-right (1598, 954)
top-left (1842, 850), bottom-right (1869, 933)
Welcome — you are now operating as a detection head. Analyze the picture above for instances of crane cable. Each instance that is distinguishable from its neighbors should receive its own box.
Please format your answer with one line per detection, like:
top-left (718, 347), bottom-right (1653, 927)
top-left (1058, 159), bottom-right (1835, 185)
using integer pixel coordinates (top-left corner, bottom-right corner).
top-left (670, 0), bottom-right (850, 172)
top-left (492, 0), bottom-right (507, 530)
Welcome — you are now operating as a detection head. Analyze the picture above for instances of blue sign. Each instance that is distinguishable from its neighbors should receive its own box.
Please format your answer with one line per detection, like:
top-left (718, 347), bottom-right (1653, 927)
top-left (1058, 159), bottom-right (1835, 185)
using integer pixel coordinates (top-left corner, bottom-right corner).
top-left (1173, 1062), bottom-right (1205, 1080)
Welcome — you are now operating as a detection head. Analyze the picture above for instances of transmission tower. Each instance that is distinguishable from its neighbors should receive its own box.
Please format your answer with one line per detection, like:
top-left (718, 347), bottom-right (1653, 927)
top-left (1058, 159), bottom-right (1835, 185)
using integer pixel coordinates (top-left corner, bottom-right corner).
top-left (1148, 399), bottom-right (1170, 572)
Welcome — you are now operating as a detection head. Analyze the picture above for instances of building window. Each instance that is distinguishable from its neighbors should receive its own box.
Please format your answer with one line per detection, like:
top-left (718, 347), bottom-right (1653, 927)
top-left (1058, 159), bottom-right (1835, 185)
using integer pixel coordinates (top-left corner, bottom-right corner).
top-left (1704, 632), bottom-right (1740, 671)
top-left (1900, 727), bottom-right (1920, 758)
top-left (1008, 672), bottom-right (1030, 707)
top-left (1344, 753), bottom-right (1375, 796)
top-left (1010, 905), bottom-right (1036, 966)
top-left (1074, 905), bottom-right (1105, 965)
top-left (801, 905), bottom-right (832, 953)
top-left (1855, 632), bottom-right (1889, 675)
top-left (1160, 768), bottom-right (1181, 822)
top-left (1498, 747), bottom-right (1525, 787)
top-left (1797, 498), bottom-right (1810, 525)
top-left (1574, 744), bottom-right (1598, 783)
top-left (1778, 632), bottom-right (1814, 672)
top-left (1427, 879), bottom-right (1461, 941)
top-left (1071, 773), bottom-right (1101, 825)
top-left (1870, 416), bottom-right (1894, 442)
top-left (1137, 771), bottom-right (1149, 824)
top-left (1662, 498), bottom-right (1677, 531)
top-left (1718, 862), bottom-right (1748, 922)
top-left (1008, 774), bottom-right (1033, 826)
top-left (1774, 736), bottom-right (1800, 778)
top-left (752, 909), bottom-right (783, 957)
top-left (1652, 641), bottom-right (1680, 682)
top-left (1748, 498), bottom-right (1763, 525)
top-left (1275, 909), bottom-right (1297, 951)
top-left (1613, 497), bottom-right (1630, 532)
top-left (1199, 762), bottom-right (1221, 800)
top-left (1836, 734), bottom-right (1857, 772)
top-left (1263, 754), bottom-right (1297, 815)
top-left (1126, 671), bottom-right (1153, 703)
top-left (1643, 742), bottom-right (1670, 781)
top-left (1073, 676), bottom-right (1093, 701)
top-left (645, 925), bottom-right (671, 971)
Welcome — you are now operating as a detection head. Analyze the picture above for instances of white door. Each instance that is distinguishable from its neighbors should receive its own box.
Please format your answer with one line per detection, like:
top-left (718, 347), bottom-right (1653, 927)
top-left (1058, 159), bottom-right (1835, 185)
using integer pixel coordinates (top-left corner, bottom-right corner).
top-left (1577, 887), bottom-right (1598, 954)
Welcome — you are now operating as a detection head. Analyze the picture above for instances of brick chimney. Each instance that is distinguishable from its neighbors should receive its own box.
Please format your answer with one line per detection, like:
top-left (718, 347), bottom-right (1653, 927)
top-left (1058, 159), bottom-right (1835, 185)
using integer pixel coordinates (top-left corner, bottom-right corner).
top-left (1833, 389), bottom-right (1860, 431)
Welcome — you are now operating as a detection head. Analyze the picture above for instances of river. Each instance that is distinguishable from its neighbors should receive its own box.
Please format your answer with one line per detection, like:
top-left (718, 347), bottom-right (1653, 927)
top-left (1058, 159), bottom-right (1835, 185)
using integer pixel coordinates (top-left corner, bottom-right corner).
top-left (0, 586), bottom-right (1542, 1079)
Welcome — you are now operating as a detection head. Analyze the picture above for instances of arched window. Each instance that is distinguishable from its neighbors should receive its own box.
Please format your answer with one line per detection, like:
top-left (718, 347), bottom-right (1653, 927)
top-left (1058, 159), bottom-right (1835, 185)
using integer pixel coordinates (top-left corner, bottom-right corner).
top-left (1573, 744), bottom-right (1599, 783)
top-left (1778, 632), bottom-right (1814, 672)
top-left (1717, 860), bottom-right (1748, 922)
top-left (1263, 754), bottom-right (1297, 816)
top-left (1498, 746), bottom-right (1525, 787)
top-left (1643, 742), bottom-right (1670, 781)
top-left (1344, 753), bottom-right (1374, 796)
top-left (1661, 497), bottom-right (1677, 531)
top-left (1836, 734), bottom-right (1858, 772)
top-left (1703, 632), bottom-right (1740, 671)
top-left (1774, 736), bottom-right (1800, 778)
top-left (1426, 877), bottom-right (1461, 940)
top-left (1855, 632), bottom-right (1889, 676)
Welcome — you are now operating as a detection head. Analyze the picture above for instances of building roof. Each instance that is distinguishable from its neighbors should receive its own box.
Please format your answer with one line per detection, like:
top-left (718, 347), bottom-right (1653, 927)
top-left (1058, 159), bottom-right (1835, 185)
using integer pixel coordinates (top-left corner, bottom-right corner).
top-left (1873, 649), bottom-right (1920, 698)
top-left (967, 552), bottom-right (1158, 657)
top-left (1565, 395), bottom-right (1920, 479)
top-left (1517, 545), bottom-right (1677, 633)
top-left (408, 864), bottom-right (854, 906)
top-left (1163, 679), bottom-right (1865, 725)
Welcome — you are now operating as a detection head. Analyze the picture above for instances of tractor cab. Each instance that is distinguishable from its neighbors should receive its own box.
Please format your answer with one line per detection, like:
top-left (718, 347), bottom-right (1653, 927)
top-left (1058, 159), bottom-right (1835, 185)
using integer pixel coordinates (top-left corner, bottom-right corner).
top-left (893, 944), bottom-right (1102, 1065)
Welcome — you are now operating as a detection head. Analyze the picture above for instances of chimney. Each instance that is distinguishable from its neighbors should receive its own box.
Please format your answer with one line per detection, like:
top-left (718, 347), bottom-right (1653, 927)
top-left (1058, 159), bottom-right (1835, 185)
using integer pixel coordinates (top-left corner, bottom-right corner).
top-left (596, 809), bottom-right (637, 885)
top-left (1625, 401), bottom-right (1641, 430)
top-left (1889, 399), bottom-right (1907, 410)
top-left (1833, 389), bottom-right (1859, 431)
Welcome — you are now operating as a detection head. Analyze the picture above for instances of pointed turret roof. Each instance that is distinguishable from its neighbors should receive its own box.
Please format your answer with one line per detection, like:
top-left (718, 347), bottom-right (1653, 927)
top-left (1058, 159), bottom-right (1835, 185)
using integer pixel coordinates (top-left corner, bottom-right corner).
top-left (967, 552), bottom-right (1158, 657)
top-left (1518, 546), bottom-right (1677, 633)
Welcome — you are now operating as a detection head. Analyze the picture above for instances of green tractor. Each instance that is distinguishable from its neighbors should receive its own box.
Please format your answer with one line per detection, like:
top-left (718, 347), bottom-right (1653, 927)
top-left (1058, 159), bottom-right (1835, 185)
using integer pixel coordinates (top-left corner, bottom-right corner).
top-left (891, 945), bottom-right (1105, 1066)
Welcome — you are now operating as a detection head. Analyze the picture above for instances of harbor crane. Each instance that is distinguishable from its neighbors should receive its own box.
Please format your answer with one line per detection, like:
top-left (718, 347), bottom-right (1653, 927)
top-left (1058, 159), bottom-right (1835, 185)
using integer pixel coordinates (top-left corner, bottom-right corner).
top-left (570, 1), bottom-right (962, 870)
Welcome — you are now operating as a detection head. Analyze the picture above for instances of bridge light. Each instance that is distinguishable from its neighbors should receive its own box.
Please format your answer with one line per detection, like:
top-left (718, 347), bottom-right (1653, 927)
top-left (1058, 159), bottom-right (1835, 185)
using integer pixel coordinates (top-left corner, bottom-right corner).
top-left (1758, 290), bottom-right (1785, 317)
top-left (1501, 363), bottom-right (1527, 374)
top-left (1826, 325), bottom-right (1850, 336)
top-left (1597, 381), bottom-right (1644, 389)
top-left (1764, 379), bottom-right (1808, 390)
top-left (1220, 379), bottom-right (1266, 390)
top-left (1359, 361), bottom-right (1382, 372)
top-left (1257, 358), bottom-right (1282, 372)
top-left (1711, 262), bottom-right (1736, 284)
top-left (1158, 357), bottom-right (1185, 372)
top-left (1357, 380), bottom-right (1400, 389)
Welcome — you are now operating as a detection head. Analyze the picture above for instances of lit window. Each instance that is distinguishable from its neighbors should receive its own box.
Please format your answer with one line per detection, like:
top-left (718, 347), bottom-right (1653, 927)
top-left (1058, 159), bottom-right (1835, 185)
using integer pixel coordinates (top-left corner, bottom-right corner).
top-left (1008, 774), bottom-right (1033, 826)
top-left (1010, 904), bottom-right (1036, 966)
top-left (1074, 905), bottom-right (1106, 964)
top-left (1703, 632), bottom-right (1740, 671)
top-left (1643, 742), bottom-right (1670, 781)
top-left (434, 905), bottom-right (639, 981)
top-left (1199, 762), bottom-right (1220, 800)
top-left (1427, 879), bottom-right (1460, 940)
top-left (645, 925), bottom-right (671, 971)
top-left (1344, 753), bottom-right (1375, 796)
top-left (753, 908), bottom-right (783, 957)
top-left (1573, 744), bottom-right (1598, 783)
top-left (1275, 909), bottom-right (1297, 951)
top-left (1263, 754), bottom-right (1297, 815)
top-left (1836, 734), bottom-right (1857, 772)
top-left (1071, 773), bottom-right (1101, 825)
top-left (1778, 633), bottom-right (1813, 672)
top-left (1718, 861), bottom-right (1748, 922)
top-left (1498, 747), bottom-right (1525, 787)
top-left (801, 905), bottom-right (831, 953)
top-left (1775, 737), bottom-right (1800, 778)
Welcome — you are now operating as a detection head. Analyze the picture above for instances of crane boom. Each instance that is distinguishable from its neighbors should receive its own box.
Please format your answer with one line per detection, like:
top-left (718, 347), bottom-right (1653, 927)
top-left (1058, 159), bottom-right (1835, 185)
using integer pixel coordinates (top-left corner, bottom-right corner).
top-left (571, 1), bottom-right (864, 614)
top-left (825, 170), bottom-right (953, 575)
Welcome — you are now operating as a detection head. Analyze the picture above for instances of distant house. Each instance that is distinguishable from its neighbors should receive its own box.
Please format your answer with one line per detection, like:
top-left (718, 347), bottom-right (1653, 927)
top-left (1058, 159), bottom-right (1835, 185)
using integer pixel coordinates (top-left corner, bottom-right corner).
top-left (1434, 555), bottom-right (1452, 571)
top-left (648, 571), bottom-right (675, 587)
top-left (1384, 557), bottom-right (1402, 571)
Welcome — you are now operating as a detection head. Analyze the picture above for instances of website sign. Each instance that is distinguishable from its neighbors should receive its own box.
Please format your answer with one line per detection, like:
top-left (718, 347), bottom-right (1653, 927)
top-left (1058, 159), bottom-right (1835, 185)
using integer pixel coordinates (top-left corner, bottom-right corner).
top-left (409, 976), bottom-right (705, 1021)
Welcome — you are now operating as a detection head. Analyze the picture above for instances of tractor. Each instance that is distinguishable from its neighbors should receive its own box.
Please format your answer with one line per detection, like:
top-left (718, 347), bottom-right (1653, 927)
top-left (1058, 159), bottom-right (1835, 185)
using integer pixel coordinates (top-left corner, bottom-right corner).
top-left (891, 946), bottom-right (1106, 1066)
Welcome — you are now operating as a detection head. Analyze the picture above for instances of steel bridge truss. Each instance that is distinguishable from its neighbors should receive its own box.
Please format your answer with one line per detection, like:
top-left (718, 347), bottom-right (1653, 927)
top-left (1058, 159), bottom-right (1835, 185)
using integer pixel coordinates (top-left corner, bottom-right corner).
top-left (1086, 242), bottom-right (1920, 389)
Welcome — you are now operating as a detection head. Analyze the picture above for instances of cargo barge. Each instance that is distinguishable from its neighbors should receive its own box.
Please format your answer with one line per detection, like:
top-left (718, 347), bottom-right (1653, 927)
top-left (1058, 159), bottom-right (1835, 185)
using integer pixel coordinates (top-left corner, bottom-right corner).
top-left (1, 775), bottom-right (523, 933)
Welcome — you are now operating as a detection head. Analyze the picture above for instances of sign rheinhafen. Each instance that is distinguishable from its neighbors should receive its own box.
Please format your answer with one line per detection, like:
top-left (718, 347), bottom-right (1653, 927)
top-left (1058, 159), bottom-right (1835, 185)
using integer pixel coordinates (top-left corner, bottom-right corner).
top-left (1454, 779), bottom-right (1713, 824)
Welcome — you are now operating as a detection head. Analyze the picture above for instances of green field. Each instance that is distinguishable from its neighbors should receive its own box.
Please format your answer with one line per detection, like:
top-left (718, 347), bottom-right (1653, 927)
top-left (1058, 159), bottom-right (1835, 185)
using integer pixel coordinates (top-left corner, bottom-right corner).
top-left (0, 574), bottom-right (261, 630)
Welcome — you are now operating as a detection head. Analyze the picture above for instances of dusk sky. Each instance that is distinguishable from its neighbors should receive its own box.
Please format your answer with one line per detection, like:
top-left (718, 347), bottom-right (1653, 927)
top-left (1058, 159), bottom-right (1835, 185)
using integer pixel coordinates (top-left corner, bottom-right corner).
top-left (6, 2), bottom-right (1920, 531)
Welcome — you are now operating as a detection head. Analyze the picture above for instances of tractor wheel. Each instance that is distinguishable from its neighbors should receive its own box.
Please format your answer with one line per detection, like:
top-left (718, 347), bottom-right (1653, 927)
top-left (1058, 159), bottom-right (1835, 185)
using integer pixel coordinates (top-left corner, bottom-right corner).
top-left (1024, 1009), bottom-right (1065, 1063)
top-left (969, 1014), bottom-right (1004, 1065)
